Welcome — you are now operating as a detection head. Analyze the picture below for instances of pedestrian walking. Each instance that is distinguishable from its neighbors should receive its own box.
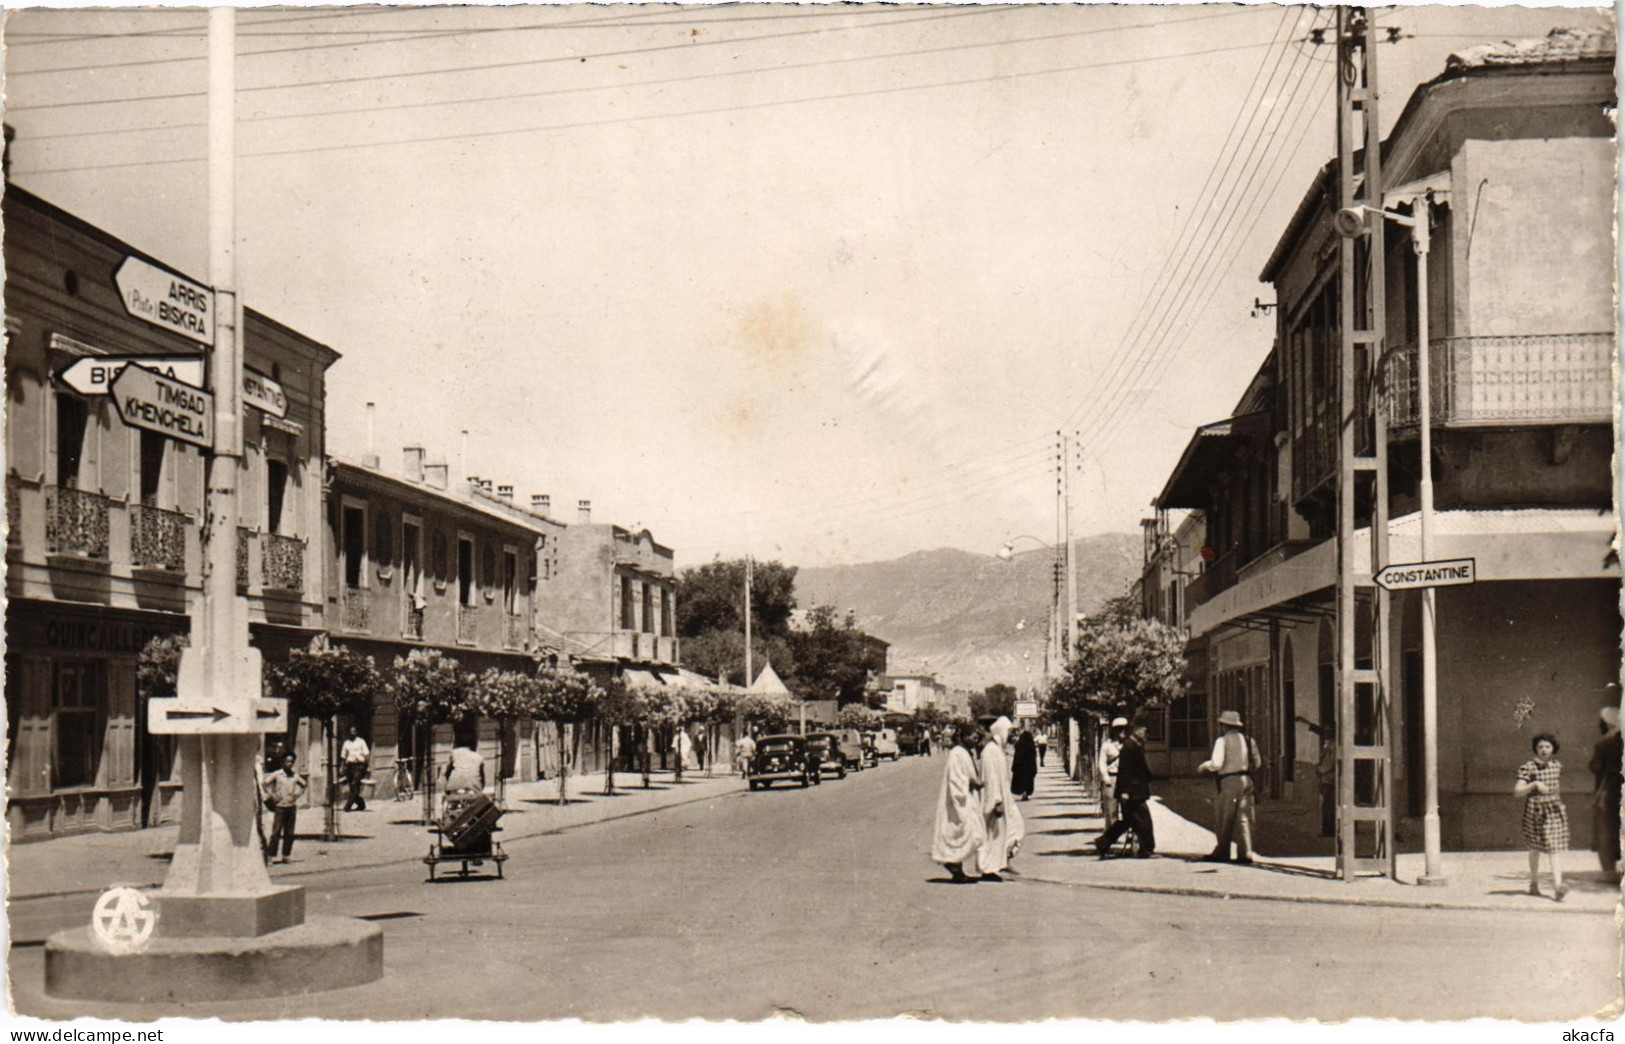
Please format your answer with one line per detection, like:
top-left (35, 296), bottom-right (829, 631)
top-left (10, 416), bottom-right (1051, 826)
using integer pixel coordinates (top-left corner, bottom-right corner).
top-left (1035, 730), bottom-right (1048, 767)
top-left (735, 731), bottom-right (757, 778)
top-left (1011, 729), bottom-right (1038, 801)
top-left (341, 727), bottom-right (371, 812)
top-left (1199, 709), bottom-right (1261, 864)
top-left (1092, 722), bottom-right (1156, 858)
top-left (1518, 732), bottom-right (1570, 900)
top-left (1589, 702), bottom-right (1621, 882)
top-left (932, 727), bottom-right (986, 883)
top-left (977, 717), bottom-right (1025, 879)
top-left (262, 752), bottom-right (307, 864)
top-left (1098, 718), bottom-right (1127, 826)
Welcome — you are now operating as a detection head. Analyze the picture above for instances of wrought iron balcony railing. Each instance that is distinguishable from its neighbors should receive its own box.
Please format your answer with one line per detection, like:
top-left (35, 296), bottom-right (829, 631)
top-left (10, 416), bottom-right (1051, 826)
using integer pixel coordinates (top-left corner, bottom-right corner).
top-left (236, 527), bottom-right (252, 590)
top-left (456, 605), bottom-right (479, 645)
top-left (46, 486), bottom-right (111, 559)
top-left (130, 504), bottom-right (186, 572)
top-left (1387, 332), bottom-right (1613, 429)
top-left (403, 603), bottom-right (425, 641)
top-left (261, 533), bottom-right (305, 592)
top-left (342, 587), bottom-right (370, 633)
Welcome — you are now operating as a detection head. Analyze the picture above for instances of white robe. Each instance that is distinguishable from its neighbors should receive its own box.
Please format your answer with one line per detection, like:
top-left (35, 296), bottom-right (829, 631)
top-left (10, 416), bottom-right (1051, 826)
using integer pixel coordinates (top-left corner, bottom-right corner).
top-left (931, 745), bottom-right (986, 873)
top-left (979, 737), bottom-right (1026, 873)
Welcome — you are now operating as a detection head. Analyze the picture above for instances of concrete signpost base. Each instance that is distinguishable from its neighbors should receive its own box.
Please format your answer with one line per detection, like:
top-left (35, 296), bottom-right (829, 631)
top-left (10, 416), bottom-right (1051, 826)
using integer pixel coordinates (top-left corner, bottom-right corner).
top-left (44, 917), bottom-right (383, 1004)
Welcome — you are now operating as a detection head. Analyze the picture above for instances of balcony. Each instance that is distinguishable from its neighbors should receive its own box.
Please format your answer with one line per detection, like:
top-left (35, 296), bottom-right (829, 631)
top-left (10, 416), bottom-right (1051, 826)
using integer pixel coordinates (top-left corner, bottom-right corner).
top-left (456, 605), bottom-right (479, 645)
top-left (1184, 550), bottom-right (1238, 610)
top-left (130, 504), bottom-right (187, 572)
top-left (236, 526), bottom-right (252, 590)
top-left (261, 533), bottom-right (305, 592)
top-left (342, 587), bottom-right (370, 633)
top-left (45, 486), bottom-right (111, 559)
top-left (1387, 333), bottom-right (1613, 429)
top-left (403, 603), bottom-right (425, 641)
top-left (503, 613), bottom-right (525, 651)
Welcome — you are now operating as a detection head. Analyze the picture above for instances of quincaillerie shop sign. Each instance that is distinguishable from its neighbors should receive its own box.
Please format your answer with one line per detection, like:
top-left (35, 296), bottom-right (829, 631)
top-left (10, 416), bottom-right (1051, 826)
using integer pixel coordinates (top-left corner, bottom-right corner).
top-left (9, 611), bottom-right (186, 655)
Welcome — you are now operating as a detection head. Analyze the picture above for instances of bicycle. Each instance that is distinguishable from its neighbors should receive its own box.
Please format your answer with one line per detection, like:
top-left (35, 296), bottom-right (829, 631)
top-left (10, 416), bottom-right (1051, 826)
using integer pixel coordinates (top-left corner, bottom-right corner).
top-left (392, 756), bottom-right (416, 803)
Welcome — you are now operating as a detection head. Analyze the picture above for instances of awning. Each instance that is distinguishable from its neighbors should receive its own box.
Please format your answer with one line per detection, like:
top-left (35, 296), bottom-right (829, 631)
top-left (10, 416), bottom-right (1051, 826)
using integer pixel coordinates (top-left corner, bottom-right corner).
top-left (1156, 411), bottom-right (1273, 510)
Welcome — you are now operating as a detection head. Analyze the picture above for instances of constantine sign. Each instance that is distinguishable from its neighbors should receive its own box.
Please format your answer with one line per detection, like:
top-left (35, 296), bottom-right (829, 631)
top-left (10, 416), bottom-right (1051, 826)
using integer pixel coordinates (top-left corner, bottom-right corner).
top-left (1373, 557), bottom-right (1477, 592)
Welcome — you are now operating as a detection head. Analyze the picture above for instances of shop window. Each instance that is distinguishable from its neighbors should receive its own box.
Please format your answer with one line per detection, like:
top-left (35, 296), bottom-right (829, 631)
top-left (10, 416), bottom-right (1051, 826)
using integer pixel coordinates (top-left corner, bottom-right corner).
top-left (53, 661), bottom-right (106, 788)
top-left (1168, 690), bottom-right (1209, 750)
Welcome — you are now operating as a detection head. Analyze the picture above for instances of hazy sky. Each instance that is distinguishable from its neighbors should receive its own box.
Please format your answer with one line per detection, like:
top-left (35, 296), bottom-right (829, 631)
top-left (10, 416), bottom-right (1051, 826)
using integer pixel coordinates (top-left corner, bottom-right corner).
top-left (5, 2), bottom-right (1611, 569)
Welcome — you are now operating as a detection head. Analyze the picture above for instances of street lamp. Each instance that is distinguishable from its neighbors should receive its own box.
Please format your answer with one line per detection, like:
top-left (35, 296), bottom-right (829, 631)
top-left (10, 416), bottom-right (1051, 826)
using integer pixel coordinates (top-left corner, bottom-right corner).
top-left (1335, 195), bottom-right (1444, 883)
top-left (996, 534), bottom-right (1052, 561)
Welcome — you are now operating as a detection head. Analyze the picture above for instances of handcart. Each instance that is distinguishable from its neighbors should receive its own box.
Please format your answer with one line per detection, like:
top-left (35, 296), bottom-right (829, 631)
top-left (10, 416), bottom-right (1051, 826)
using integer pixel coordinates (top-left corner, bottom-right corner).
top-left (425, 789), bottom-right (507, 881)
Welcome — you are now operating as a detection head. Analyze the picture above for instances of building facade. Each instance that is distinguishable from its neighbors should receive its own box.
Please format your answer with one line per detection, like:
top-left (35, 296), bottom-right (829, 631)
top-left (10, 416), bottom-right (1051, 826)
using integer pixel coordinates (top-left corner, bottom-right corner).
top-left (1150, 32), bottom-right (1619, 849)
top-left (4, 185), bottom-right (336, 839)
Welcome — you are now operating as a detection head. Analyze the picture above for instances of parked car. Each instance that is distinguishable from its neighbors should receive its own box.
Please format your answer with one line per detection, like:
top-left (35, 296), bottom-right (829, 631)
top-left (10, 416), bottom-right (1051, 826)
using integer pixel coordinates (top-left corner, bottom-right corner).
top-left (873, 728), bottom-right (902, 761)
top-left (833, 729), bottom-right (866, 771)
top-left (748, 734), bottom-right (818, 790)
top-left (859, 731), bottom-right (880, 767)
top-left (897, 723), bottom-right (927, 756)
top-left (805, 732), bottom-right (846, 780)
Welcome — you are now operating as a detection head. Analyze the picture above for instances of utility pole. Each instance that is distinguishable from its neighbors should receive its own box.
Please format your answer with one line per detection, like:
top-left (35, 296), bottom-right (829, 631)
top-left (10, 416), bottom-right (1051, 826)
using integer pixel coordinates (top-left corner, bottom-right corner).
top-left (744, 554), bottom-right (753, 690)
top-left (1412, 207), bottom-right (1444, 882)
top-left (1334, 6), bottom-right (1396, 881)
top-left (1064, 432), bottom-right (1079, 663)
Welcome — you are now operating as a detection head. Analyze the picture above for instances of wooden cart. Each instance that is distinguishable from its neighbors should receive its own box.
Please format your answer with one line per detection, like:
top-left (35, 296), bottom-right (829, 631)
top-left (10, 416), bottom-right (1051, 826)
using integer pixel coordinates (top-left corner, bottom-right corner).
top-left (425, 790), bottom-right (507, 880)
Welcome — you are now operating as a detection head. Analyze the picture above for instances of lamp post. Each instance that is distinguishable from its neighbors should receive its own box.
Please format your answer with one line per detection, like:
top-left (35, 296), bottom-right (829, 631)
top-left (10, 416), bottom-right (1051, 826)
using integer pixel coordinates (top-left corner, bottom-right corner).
top-left (1335, 196), bottom-right (1444, 883)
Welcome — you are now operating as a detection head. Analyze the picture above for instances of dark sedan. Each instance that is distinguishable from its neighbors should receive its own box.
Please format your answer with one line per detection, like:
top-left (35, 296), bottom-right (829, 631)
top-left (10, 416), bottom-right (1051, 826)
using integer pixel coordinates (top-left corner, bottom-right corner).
top-left (805, 732), bottom-right (846, 780)
top-left (748, 734), bottom-right (818, 790)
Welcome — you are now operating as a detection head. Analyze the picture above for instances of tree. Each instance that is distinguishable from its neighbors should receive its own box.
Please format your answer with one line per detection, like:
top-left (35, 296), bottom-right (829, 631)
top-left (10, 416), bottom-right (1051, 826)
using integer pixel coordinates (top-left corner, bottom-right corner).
top-left (388, 649), bottom-right (470, 818)
top-left (912, 704), bottom-right (947, 728)
top-left (786, 605), bottom-right (873, 703)
top-left (137, 634), bottom-right (186, 702)
top-left (593, 679), bottom-right (647, 794)
top-left (680, 629), bottom-right (796, 689)
top-left (467, 669), bottom-right (542, 800)
top-left (837, 703), bottom-right (878, 729)
top-left (1048, 607), bottom-right (1187, 727)
top-left (675, 558), bottom-right (798, 639)
top-left (532, 665), bottom-right (602, 805)
top-left (273, 636), bottom-right (381, 840)
top-left (737, 693), bottom-right (791, 735)
top-left (970, 683), bottom-right (1018, 723)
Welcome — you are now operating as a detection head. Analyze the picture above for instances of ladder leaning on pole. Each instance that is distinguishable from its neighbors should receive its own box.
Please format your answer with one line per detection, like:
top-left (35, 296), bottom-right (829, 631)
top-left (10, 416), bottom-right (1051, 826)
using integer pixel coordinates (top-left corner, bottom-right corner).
top-left (1334, 7), bottom-right (1397, 881)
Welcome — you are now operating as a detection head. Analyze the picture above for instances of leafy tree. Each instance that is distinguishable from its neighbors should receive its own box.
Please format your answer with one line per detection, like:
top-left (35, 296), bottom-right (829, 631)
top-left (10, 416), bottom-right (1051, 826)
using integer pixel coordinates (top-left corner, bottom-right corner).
top-left (737, 693), bottom-right (791, 735)
top-left (593, 679), bottom-right (647, 793)
top-left (388, 649), bottom-right (470, 816)
top-left (680, 629), bottom-right (796, 688)
top-left (1049, 607), bottom-right (1186, 726)
top-left (837, 704), bottom-right (878, 729)
top-left (676, 558), bottom-right (798, 639)
top-left (137, 634), bottom-right (187, 702)
top-left (912, 704), bottom-right (947, 728)
top-left (970, 683), bottom-right (1018, 723)
top-left (786, 605), bottom-right (873, 703)
top-left (467, 669), bottom-right (541, 796)
top-left (274, 636), bottom-right (381, 840)
top-left (532, 666), bottom-right (603, 805)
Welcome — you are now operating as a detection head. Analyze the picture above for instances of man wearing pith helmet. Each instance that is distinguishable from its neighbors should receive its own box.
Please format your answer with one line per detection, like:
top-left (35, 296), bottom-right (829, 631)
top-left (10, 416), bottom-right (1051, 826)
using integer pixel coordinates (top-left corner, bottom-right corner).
top-left (1198, 709), bottom-right (1261, 864)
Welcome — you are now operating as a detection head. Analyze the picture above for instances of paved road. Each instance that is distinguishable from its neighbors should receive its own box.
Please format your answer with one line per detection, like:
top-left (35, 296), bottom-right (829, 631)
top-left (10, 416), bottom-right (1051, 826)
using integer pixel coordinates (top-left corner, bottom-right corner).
top-left (10, 756), bottom-right (1620, 1021)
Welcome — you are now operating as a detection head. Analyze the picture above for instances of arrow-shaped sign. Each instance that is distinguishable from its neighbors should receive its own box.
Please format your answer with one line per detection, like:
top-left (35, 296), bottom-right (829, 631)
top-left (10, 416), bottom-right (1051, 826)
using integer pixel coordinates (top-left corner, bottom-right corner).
top-left (167, 706), bottom-right (231, 723)
top-left (57, 356), bottom-right (206, 396)
top-left (1373, 557), bottom-right (1477, 592)
top-left (256, 707), bottom-right (281, 720)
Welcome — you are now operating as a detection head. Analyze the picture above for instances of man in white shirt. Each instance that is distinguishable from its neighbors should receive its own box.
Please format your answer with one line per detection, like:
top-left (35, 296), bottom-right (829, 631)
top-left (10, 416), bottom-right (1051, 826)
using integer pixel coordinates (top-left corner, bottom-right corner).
top-left (1198, 709), bottom-right (1262, 864)
top-left (1097, 717), bottom-right (1128, 826)
top-left (341, 727), bottom-right (372, 812)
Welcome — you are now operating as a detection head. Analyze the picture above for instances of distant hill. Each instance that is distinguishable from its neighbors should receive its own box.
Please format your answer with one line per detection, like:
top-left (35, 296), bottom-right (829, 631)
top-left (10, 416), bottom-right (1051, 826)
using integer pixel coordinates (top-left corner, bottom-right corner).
top-left (794, 533), bottom-right (1142, 691)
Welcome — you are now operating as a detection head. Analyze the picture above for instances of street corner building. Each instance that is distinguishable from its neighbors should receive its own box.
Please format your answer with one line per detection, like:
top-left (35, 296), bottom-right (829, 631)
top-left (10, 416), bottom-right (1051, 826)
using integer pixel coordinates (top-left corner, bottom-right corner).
top-left (4, 184), bottom-right (336, 839)
top-left (1135, 29), bottom-right (1619, 851)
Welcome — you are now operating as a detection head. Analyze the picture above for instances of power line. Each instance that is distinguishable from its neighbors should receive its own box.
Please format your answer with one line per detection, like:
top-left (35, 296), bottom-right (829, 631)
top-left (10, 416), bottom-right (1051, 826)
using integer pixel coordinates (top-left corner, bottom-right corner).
top-left (21, 6), bottom-right (1277, 144)
top-left (14, 39), bottom-right (1282, 177)
top-left (5, 6), bottom-right (1009, 114)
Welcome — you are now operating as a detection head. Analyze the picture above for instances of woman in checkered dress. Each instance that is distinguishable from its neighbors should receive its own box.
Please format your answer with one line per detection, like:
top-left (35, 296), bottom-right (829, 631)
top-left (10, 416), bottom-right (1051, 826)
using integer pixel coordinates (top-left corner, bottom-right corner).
top-left (1516, 733), bottom-right (1569, 901)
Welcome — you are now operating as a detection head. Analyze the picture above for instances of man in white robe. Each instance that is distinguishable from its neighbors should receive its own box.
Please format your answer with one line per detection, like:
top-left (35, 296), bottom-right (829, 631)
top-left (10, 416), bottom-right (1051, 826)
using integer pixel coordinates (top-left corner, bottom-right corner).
top-left (979, 716), bottom-right (1026, 878)
top-left (931, 729), bottom-right (986, 882)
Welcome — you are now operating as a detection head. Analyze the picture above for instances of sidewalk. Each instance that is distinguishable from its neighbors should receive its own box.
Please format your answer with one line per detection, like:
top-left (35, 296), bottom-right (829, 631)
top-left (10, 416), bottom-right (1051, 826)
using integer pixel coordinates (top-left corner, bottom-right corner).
top-left (1014, 763), bottom-right (1620, 915)
top-left (6, 768), bottom-right (746, 901)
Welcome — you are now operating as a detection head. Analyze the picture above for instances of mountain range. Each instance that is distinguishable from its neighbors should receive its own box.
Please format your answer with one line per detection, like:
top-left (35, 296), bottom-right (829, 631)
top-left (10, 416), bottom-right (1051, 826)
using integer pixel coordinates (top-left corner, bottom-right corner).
top-left (795, 533), bottom-right (1143, 692)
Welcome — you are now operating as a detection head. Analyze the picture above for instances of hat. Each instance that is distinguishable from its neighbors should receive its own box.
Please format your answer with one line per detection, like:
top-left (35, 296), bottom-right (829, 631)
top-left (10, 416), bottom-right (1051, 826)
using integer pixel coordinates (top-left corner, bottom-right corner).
top-left (1218, 709), bottom-right (1244, 728)
top-left (1602, 707), bottom-right (1620, 728)
top-left (1111, 717), bottom-right (1130, 728)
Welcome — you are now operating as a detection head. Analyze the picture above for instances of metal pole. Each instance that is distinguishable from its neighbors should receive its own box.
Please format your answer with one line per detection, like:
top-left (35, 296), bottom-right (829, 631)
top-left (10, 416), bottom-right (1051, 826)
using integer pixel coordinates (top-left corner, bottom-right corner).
top-left (1415, 210), bottom-right (1445, 881)
top-left (744, 554), bottom-right (753, 689)
top-left (1065, 434), bottom-right (1079, 662)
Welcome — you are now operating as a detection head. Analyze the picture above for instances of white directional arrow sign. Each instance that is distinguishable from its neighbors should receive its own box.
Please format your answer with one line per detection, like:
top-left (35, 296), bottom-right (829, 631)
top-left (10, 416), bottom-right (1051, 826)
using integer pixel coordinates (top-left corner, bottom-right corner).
top-left (148, 697), bottom-right (289, 735)
top-left (113, 256), bottom-right (214, 345)
top-left (1373, 557), bottom-right (1477, 592)
top-left (109, 363), bottom-right (214, 450)
top-left (56, 356), bottom-right (205, 396)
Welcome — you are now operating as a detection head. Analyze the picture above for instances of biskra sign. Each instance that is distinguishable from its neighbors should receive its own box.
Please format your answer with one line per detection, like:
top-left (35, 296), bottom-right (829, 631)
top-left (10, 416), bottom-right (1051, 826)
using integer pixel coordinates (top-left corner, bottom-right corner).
top-left (56, 355), bottom-right (205, 396)
top-left (109, 363), bottom-right (214, 450)
top-left (113, 256), bottom-right (214, 345)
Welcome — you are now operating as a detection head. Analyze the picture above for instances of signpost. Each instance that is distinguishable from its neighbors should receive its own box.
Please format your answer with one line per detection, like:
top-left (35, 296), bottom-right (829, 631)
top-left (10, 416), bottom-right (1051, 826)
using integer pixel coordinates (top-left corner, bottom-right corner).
top-left (109, 364), bottom-right (214, 450)
top-left (149, 696), bottom-right (287, 735)
top-left (243, 366), bottom-right (287, 418)
top-left (1373, 558), bottom-right (1476, 592)
top-left (113, 256), bottom-right (215, 346)
top-left (57, 355), bottom-right (205, 396)
top-left (1015, 700), bottom-right (1039, 720)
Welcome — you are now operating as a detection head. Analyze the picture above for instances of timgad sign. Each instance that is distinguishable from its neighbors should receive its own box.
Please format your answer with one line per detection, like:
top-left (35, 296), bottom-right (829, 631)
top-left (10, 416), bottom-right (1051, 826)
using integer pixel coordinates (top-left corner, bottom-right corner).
top-left (109, 363), bottom-right (214, 450)
top-left (1372, 558), bottom-right (1477, 592)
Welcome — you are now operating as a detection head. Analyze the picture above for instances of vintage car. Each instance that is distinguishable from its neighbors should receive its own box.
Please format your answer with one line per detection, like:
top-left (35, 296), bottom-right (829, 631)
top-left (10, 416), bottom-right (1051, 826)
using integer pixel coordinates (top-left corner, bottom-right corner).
top-left (897, 723), bottom-right (927, 756)
top-left (832, 729), bottom-right (866, 771)
top-left (859, 731), bottom-right (880, 767)
top-left (873, 728), bottom-right (902, 761)
top-left (804, 732), bottom-right (846, 780)
top-left (748, 734), bottom-right (818, 790)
